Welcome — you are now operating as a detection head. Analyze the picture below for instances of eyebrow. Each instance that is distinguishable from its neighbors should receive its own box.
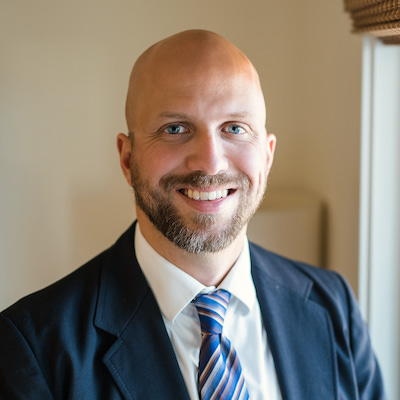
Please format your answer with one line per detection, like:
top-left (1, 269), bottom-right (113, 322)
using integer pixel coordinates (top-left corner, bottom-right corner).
top-left (158, 111), bottom-right (252, 120)
top-left (159, 112), bottom-right (190, 120)
top-left (226, 112), bottom-right (251, 119)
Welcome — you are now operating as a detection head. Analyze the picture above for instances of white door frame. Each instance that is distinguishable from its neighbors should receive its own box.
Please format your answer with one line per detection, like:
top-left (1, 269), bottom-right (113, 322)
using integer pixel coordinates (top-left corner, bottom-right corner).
top-left (359, 36), bottom-right (400, 400)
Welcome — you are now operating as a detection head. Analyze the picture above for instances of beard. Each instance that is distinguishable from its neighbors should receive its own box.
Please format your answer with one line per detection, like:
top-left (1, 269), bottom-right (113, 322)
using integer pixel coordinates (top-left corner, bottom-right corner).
top-left (130, 162), bottom-right (266, 254)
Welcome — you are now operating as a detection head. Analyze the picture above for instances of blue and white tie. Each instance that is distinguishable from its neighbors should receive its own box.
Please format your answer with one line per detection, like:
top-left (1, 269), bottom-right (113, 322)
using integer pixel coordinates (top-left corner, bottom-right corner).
top-left (193, 290), bottom-right (250, 400)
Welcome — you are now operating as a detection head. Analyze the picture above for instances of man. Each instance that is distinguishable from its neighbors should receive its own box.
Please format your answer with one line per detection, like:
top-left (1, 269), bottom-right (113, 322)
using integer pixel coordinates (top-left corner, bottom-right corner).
top-left (0, 30), bottom-right (385, 399)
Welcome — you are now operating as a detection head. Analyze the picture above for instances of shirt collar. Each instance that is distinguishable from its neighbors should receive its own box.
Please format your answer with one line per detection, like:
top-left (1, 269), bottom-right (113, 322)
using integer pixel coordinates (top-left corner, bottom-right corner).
top-left (134, 223), bottom-right (256, 323)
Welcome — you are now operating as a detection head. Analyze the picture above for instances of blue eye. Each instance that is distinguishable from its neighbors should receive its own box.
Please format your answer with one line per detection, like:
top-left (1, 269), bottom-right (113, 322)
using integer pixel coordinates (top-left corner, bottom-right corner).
top-left (165, 124), bottom-right (185, 134)
top-left (227, 125), bottom-right (245, 134)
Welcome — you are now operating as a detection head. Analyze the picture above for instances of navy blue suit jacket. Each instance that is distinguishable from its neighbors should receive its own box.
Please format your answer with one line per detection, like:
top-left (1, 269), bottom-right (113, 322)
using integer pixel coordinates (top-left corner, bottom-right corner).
top-left (0, 223), bottom-right (386, 399)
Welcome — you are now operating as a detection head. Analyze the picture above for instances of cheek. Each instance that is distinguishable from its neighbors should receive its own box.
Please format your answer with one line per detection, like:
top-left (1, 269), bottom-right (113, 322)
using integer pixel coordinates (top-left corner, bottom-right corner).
top-left (134, 144), bottom-right (184, 182)
top-left (230, 144), bottom-right (267, 183)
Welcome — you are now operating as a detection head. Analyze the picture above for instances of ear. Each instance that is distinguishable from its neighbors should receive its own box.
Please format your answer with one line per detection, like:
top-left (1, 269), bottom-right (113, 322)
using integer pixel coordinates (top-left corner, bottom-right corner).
top-left (117, 133), bottom-right (132, 186)
top-left (266, 133), bottom-right (276, 171)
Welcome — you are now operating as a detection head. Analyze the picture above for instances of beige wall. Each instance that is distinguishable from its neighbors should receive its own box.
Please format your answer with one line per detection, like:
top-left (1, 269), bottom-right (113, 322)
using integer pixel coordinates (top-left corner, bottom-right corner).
top-left (0, 0), bottom-right (362, 310)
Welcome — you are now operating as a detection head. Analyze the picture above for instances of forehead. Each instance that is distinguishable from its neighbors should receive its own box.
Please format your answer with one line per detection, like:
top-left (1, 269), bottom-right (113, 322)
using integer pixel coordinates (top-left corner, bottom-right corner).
top-left (139, 73), bottom-right (265, 130)
top-left (132, 64), bottom-right (264, 124)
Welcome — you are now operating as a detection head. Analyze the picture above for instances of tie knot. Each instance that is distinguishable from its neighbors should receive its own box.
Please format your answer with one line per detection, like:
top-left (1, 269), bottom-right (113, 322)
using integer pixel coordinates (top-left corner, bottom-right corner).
top-left (193, 290), bottom-right (231, 335)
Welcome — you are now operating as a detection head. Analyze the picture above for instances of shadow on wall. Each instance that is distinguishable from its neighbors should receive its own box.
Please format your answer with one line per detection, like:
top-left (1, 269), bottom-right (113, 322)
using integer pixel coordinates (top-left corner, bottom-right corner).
top-left (248, 189), bottom-right (327, 267)
top-left (69, 184), bottom-right (136, 268)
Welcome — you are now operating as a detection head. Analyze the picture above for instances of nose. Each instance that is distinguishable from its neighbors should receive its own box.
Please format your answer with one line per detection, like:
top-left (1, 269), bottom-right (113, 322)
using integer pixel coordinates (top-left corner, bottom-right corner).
top-left (186, 131), bottom-right (229, 175)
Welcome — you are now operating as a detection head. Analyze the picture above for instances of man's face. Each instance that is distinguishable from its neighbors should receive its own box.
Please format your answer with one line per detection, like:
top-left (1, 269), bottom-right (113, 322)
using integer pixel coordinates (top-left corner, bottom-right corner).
top-left (122, 35), bottom-right (275, 253)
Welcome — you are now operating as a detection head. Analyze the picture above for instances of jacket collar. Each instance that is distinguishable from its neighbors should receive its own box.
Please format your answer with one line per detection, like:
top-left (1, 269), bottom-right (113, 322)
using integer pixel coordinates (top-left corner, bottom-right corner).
top-left (250, 242), bottom-right (336, 400)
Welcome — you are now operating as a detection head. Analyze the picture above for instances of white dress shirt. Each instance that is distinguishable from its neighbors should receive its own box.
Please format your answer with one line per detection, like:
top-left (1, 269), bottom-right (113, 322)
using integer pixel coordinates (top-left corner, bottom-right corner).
top-left (135, 223), bottom-right (282, 400)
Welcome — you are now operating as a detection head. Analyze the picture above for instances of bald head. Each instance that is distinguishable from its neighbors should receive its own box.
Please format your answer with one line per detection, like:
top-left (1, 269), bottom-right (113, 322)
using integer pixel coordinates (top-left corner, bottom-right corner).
top-left (125, 30), bottom-right (265, 132)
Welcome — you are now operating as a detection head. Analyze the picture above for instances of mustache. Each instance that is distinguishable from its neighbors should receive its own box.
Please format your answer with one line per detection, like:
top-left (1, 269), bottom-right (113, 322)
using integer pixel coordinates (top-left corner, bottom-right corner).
top-left (160, 171), bottom-right (250, 191)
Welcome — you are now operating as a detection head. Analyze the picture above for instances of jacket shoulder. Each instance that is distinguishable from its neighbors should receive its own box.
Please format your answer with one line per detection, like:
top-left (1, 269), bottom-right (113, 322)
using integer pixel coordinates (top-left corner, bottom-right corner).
top-left (1, 248), bottom-right (108, 329)
top-left (1, 223), bottom-right (136, 323)
top-left (249, 241), bottom-right (352, 313)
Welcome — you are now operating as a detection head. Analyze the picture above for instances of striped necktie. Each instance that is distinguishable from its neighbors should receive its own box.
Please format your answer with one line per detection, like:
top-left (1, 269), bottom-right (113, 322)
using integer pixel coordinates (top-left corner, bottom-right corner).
top-left (193, 290), bottom-right (250, 400)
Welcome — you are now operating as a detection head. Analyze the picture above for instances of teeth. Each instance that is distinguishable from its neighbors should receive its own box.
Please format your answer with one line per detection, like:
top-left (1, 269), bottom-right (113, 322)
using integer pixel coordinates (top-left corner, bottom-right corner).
top-left (184, 189), bottom-right (229, 201)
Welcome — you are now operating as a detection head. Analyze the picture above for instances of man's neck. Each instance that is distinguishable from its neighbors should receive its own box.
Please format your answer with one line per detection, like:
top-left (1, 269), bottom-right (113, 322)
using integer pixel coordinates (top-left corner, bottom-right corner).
top-left (136, 214), bottom-right (246, 287)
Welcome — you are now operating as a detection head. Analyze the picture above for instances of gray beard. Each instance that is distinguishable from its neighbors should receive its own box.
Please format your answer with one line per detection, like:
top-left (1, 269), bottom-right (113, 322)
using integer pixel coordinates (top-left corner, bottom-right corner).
top-left (131, 167), bottom-right (266, 253)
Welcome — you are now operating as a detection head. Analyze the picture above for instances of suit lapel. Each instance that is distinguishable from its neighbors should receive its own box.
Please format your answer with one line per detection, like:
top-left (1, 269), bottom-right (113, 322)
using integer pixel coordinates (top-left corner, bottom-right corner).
top-left (102, 291), bottom-right (190, 400)
top-left (250, 244), bottom-right (337, 400)
top-left (94, 224), bottom-right (190, 400)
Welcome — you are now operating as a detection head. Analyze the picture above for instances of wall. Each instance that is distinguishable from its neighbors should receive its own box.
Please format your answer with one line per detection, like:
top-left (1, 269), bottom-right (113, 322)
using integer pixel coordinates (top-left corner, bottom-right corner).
top-left (0, 0), bottom-right (362, 310)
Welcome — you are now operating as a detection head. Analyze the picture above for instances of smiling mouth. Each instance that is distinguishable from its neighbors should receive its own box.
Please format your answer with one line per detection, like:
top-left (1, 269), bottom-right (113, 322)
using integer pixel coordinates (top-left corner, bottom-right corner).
top-left (180, 188), bottom-right (235, 201)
